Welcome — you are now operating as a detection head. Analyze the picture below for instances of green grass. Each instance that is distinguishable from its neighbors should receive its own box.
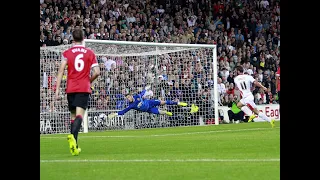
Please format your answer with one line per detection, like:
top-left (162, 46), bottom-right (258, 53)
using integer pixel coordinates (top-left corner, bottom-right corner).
top-left (40, 121), bottom-right (280, 180)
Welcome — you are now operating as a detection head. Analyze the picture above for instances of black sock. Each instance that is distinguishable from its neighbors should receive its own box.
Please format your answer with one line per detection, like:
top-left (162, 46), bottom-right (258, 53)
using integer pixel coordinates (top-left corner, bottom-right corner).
top-left (71, 115), bottom-right (83, 147)
top-left (70, 119), bottom-right (74, 134)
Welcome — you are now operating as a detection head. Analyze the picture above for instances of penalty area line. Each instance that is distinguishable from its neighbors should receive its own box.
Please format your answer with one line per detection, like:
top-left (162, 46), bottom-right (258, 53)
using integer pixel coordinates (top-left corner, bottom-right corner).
top-left (40, 159), bottom-right (280, 163)
top-left (40, 127), bottom-right (280, 139)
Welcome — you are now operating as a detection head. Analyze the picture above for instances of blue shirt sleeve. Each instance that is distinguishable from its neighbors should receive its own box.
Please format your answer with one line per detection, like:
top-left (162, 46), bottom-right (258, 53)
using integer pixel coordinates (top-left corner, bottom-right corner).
top-left (118, 104), bottom-right (133, 115)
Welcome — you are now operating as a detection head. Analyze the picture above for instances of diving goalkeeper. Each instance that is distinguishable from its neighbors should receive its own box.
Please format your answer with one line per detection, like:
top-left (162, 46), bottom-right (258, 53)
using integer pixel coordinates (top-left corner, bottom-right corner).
top-left (108, 86), bottom-right (199, 119)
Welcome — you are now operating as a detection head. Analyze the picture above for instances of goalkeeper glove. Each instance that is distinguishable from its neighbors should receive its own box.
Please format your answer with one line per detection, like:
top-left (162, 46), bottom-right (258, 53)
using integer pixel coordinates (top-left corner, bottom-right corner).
top-left (145, 85), bottom-right (151, 91)
top-left (108, 113), bottom-right (118, 119)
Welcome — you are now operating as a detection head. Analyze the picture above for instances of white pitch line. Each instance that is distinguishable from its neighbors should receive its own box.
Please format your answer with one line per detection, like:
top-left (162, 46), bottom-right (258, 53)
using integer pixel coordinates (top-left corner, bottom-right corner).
top-left (40, 127), bottom-right (279, 139)
top-left (40, 158), bottom-right (280, 163)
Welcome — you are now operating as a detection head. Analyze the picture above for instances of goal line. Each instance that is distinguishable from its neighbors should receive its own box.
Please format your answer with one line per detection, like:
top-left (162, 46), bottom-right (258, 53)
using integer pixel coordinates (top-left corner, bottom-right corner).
top-left (40, 127), bottom-right (279, 139)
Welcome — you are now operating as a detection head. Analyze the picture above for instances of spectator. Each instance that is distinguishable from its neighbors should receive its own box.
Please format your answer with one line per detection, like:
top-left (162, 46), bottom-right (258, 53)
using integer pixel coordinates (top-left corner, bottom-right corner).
top-left (226, 83), bottom-right (235, 95)
top-left (227, 95), bottom-right (245, 124)
top-left (40, 34), bottom-right (46, 47)
top-left (40, 0), bottom-right (280, 118)
top-left (255, 87), bottom-right (267, 104)
top-left (217, 77), bottom-right (226, 104)
top-left (102, 57), bottom-right (116, 71)
top-left (44, 33), bottom-right (55, 46)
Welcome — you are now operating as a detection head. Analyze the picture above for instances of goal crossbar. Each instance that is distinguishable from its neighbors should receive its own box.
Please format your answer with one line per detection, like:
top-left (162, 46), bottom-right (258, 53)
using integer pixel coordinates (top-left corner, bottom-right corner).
top-left (84, 39), bottom-right (218, 48)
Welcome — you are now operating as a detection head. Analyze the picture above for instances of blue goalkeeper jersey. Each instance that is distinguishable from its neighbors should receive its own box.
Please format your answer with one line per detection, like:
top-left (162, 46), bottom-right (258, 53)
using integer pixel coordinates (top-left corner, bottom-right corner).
top-left (118, 90), bottom-right (150, 115)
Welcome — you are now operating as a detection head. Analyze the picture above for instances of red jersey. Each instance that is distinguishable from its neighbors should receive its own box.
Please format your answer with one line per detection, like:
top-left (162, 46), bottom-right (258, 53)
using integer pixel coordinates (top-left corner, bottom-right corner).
top-left (276, 67), bottom-right (280, 92)
top-left (62, 45), bottom-right (98, 93)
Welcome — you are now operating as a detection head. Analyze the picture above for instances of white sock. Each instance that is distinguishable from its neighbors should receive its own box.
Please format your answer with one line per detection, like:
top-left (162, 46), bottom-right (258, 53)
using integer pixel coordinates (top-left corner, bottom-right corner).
top-left (258, 112), bottom-right (271, 122)
top-left (241, 106), bottom-right (253, 116)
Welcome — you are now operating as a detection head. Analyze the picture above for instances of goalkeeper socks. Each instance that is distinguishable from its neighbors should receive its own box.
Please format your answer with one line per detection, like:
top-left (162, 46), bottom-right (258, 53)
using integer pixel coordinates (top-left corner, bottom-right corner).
top-left (258, 112), bottom-right (271, 122)
top-left (166, 100), bottom-right (178, 105)
top-left (71, 115), bottom-right (83, 146)
top-left (241, 106), bottom-right (253, 116)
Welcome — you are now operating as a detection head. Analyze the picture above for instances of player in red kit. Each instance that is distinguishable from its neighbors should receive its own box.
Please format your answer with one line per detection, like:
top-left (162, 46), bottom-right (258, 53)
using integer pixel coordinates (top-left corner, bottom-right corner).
top-left (55, 29), bottom-right (100, 156)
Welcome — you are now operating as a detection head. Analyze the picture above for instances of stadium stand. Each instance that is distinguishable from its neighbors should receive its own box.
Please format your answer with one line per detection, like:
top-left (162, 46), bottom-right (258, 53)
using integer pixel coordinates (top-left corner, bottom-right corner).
top-left (40, 0), bottom-right (280, 116)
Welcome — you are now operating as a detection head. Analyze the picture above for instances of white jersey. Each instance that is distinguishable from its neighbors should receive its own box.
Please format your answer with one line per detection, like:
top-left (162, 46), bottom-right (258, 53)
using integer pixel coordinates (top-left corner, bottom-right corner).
top-left (234, 74), bottom-right (255, 98)
top-left (143, 90), bottom-right (153, 99)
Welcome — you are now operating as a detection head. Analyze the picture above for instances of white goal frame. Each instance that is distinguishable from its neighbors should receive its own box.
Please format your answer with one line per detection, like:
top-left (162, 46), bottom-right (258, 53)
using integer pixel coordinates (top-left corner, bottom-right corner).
top-left (81, 39), bottom-right (218, 133)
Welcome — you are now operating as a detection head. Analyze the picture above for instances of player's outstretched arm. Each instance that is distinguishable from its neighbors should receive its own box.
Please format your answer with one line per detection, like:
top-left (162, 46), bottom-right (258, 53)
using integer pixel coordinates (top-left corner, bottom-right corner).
top-left (55, 60), bottom-right (67, 100)
top-left (118, 105), bottom-right (133, 115)
top-left (108, 105), bottom-right (133, 119)
top-left (253, 81), bottom-right (267, 91)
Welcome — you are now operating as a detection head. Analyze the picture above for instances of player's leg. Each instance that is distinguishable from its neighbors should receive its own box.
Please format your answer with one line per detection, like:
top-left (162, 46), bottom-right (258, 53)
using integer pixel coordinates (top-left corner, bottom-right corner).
top-left (72, 93), bottom-right (90, 148)
top-left (148, 107), bottom-right (172, 116)
top-left (159, 100), bottom-right (188, 107)
top-left (66, 94), bottom-right (79, 156)
top-left (227, 110), bottom-right (235, 123)
top-left (148, 99), bottom-right (161, 107)
top-left (237, 97), bottom-right (255, 122)
top-left (237, 111), bottom-right (245, 122)
top-left (234, 111), bottom-right (245, 123)
top-left (156, 99), bottom-right (197, 112)
top-left (70, 110), bottom-right (76, 134)
top-left (246, 97), bottom-right (275, 127)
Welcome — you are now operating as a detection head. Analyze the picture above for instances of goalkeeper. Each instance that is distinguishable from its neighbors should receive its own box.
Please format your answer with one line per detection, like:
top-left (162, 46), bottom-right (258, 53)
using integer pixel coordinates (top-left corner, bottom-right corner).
top-left (108, 86), bottom-right (199, 119)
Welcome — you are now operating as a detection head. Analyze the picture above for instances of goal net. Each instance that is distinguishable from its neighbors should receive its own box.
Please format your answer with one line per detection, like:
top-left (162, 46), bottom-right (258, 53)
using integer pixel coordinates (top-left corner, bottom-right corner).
top-left (40, 40), bottom-right (218, 134)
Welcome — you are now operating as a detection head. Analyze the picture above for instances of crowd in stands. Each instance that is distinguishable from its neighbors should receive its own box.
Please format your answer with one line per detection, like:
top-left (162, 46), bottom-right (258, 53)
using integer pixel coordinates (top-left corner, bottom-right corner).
top-left (40, 0), bottom-right (280, 121)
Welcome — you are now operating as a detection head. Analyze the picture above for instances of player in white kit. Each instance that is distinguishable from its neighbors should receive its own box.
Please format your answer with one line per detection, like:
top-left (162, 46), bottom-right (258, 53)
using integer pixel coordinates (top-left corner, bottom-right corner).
top-left (233, 66), bottom-right (275, 128)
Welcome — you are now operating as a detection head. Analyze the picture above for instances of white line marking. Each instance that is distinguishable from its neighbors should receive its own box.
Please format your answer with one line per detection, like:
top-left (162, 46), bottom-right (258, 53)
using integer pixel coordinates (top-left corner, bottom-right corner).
top-left (40, 159), bottom-right (280, 163)
top-left (40, 127), bottom-right (279, 139)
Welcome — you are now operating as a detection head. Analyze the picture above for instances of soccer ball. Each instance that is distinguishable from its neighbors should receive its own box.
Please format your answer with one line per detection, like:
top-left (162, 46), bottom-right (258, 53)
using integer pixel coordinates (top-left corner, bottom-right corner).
top-left (99, 113), bottom-right (107, 122)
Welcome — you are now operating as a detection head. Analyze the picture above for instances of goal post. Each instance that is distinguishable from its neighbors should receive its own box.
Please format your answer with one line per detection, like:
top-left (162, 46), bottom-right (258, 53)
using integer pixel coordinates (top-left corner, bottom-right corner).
top-left (40, 40), bottom-right (219, 134)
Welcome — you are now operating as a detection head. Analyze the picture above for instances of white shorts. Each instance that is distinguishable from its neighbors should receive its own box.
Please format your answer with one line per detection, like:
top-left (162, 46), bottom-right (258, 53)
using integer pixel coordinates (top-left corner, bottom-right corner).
top-left (240, 94), bottom-right (257, 110)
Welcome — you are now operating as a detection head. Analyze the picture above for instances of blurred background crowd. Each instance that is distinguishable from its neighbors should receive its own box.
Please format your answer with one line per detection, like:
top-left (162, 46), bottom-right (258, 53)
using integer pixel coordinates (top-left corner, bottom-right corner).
top-left (40, 0), bottom-right (280, 123)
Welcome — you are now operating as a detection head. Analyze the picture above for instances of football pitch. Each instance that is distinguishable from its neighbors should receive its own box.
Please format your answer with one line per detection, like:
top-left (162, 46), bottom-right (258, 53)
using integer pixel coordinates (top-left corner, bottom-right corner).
top-left (40, 121), bottom-right (280, 180)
